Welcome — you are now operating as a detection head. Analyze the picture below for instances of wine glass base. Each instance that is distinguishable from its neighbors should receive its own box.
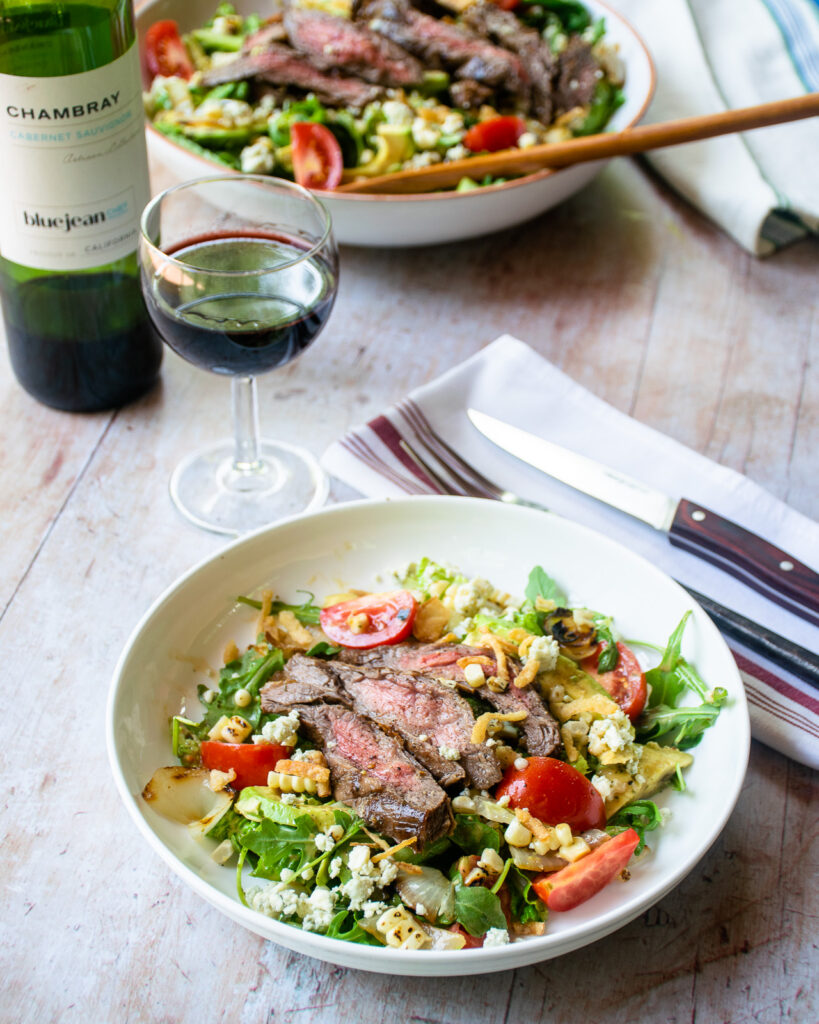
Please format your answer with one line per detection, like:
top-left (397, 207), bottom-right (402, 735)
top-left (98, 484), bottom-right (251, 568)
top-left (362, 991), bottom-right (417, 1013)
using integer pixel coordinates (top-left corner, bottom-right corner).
top-left (169, 439), bottom-right (328, 536)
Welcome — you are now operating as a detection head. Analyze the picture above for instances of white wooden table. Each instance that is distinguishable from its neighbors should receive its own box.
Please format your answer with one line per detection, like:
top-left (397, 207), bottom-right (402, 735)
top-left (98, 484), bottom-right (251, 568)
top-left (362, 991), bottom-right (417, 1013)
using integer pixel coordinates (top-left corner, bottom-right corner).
top-left (3, 157), bottom-right (817, 1024)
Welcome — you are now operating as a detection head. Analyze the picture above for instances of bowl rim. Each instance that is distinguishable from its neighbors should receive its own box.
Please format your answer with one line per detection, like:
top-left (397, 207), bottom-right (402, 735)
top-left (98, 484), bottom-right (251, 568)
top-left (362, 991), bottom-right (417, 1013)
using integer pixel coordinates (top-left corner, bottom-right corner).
top-left (139, 0), bottom-right (657, 204)
top-left (106, 495), bottom-right (749, 973)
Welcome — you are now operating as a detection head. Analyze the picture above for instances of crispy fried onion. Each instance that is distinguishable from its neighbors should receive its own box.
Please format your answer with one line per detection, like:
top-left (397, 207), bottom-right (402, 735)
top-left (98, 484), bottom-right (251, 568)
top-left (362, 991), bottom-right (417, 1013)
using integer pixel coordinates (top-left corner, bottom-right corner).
top-left (471, 709), bottom-right (528, 745)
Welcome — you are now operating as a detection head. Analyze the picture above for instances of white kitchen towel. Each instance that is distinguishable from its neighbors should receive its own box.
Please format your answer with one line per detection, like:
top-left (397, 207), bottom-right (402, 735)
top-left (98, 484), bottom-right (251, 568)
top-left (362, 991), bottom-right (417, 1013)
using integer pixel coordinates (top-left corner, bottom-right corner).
top-left (322, 335), bottom-right (819, 769)
top-left (608, 0), bottom-right (819, 255)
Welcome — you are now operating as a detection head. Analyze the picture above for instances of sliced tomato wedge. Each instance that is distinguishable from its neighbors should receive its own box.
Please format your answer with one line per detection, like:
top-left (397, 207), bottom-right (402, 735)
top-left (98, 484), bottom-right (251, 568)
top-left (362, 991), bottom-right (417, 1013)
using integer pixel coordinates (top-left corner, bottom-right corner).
top-left (494, 757), bottom-right (607, 832)
top-left (200, 740), bottom-right (291, 790)
top-left (491, 0), bottom-right (521, 9)
top-left (448, 924), bottom-right (484, 949)
top-left (291, 122), bottom-right (344, 190)
top-left (533, 828), bottom-right (640, 912)
top-left (145, 20), bottom-right (194, 80)
top-left (581, 642), bottom-right (647, 721)
top-left (463, 116), bottom-right (526, 153)
top-left (319, 590), bottom-right (417, 649)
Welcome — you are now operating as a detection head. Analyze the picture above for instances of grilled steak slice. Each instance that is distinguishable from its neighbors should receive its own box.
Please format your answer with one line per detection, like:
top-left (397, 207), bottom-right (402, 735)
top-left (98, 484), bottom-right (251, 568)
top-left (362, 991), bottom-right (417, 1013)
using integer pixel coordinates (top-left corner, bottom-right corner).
top-left (554, 36), bottom-right (599, 114)
top-left (297, 703), bottom-right (453, 845)
top-left (331, 662), bottom-right (501, 788)
top-left (338, 642), bottom-right (560, 757)
top-left (358, 0), bottom-right (527, 98)
top-left (262, 658), bottom-right (349, 708)
top-left (199, 45), bottom-right (384, 108)
top-left (460, 1), bottom-right (555, 122)
top-left (284, 6), bottom-right (423, 87)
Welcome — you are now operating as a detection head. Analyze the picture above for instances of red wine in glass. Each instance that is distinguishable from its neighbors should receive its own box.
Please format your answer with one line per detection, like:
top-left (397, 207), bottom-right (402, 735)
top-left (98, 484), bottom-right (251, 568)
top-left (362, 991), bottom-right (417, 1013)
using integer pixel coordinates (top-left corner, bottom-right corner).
top-left (139, 174), bottom-right (339, 535)
top-left (145, 230), bottom-right (337, 376)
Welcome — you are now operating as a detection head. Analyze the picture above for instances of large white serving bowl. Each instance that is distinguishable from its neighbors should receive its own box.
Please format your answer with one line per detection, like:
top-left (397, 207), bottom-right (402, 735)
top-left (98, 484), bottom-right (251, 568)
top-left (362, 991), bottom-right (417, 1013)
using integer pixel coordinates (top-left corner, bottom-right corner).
top-left (136, 0), bottom-right (655, 246)
top-left (107, 496), bottom-right (749, 977)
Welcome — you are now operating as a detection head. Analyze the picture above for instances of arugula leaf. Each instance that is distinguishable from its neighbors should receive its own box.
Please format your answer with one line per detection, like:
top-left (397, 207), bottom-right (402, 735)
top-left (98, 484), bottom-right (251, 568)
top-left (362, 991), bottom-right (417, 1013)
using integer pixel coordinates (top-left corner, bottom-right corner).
top-left (606, 800), bottom-right (662, 854)
top-left (454, 885), bottom-right (507, 937)
top-left (195, 646), bottom-right (284, 735)
top-left (394, 835), bottom-right (452, 866)
top-left (592, 615), bottom-right (619, 673)
top-left (451, 814), bottom-right (501, 854)
top-left (242, 814), bottom-right (318, 880)
top-left (325, 910), bottom-right (382, 946)
top-left (236, 592), bottom-right (322, 626)
top-left (637, 612), bottom-right (727, 748)
top-left (305, 641), bottom-right (341, 658)
top-left (507, 864), bottom-right (548, 925)
top-left (524, 565), bottom-right (568, 607)
top-left (637, 702), bottom-right (722, 749)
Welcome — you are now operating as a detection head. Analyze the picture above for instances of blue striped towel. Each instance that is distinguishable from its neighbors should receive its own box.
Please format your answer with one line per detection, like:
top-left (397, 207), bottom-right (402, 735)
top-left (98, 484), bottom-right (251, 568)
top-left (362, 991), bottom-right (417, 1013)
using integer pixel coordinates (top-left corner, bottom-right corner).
top-left (611, 0), bottom-right (819, 254)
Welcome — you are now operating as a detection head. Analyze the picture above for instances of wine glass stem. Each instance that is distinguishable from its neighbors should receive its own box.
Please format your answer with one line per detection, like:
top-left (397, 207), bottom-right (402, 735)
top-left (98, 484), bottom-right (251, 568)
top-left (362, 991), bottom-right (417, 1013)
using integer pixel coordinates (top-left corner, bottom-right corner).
top-left (231, 375), bottom-right (262, 472)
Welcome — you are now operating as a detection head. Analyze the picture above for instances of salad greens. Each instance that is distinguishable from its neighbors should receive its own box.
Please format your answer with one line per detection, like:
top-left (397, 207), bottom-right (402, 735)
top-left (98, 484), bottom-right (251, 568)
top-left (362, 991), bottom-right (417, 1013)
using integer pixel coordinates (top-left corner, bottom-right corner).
top-left (149, 556), bottom-right (727, 952)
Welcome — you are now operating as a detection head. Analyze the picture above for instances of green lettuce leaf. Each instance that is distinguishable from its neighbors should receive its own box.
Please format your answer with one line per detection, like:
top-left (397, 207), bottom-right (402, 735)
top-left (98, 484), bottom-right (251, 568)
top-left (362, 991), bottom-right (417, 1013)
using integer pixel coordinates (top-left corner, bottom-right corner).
top-left (454, 885), bottom-right (507, 937)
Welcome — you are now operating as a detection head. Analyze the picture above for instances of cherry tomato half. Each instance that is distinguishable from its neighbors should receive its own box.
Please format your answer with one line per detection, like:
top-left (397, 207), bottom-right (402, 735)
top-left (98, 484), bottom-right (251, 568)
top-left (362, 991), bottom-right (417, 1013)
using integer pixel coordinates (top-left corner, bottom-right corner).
top-left (494, 757), bottom-right (607, 832)
top-left (448, 924), bottom-right (484, 948)
top-left (200, 740), bottom-right (291, 790)
top-left (291, 122), bottom-right (344, 190)
top-left (491, 0), bottom-right (521, 9)
top-left (145, 20), bottom-right (194, 80)
top-left (581, 642), bottom-right (647, 721)
top-left (533, 828), bottom-right (640, 912)
top-left (463, 116), bottom-right (526, 153)
top-left (319, 590), bottom-right (417, 649)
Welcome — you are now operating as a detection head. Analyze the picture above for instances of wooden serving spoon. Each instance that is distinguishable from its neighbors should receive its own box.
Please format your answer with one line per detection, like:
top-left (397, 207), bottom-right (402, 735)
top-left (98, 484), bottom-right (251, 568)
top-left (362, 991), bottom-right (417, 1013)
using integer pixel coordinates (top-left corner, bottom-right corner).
top-left (334, 93), bottom-right (819, 195)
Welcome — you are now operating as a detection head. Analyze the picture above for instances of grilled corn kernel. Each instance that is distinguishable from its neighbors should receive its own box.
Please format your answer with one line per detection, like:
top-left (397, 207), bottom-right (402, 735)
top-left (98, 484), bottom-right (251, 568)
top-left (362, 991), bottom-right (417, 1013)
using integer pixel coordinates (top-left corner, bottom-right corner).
top-left (376, 907), bottom-right (429, 950)
top-left (221, 716), bottom-right (252, 743)
top-left (504, 819), bottom-right (533, 847)
top-left (478, 848), bottom-right (505, 874)
top-left (533, 833), bottom-right (561, 855)
top-left (559, 837), bottom-right (591, 863)
top-left (267, 770), bottom-right (318, 795)
top-left (463, 663), bottom-right (486, 688)
top-left (555, 823), bottom-right (573, 847)
top-left (207, 715), bottom-right (231, 740)
top-left (348, 612), bottom-right (370, 634)
top-left (234, 688), bottom-right (252, 708)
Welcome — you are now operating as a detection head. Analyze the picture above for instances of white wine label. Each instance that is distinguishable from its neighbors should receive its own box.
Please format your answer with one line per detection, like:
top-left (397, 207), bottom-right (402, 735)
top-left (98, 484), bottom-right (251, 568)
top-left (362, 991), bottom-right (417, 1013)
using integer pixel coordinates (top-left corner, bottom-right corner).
top-left (0, 42), bottom-right (151, 271)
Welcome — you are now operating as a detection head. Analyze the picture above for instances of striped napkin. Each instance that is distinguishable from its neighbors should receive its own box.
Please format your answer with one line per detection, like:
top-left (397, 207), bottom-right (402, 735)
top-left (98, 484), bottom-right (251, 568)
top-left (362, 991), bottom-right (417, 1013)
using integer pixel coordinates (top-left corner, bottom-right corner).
top-left (322, 336), bottom-right (819, 769)
top-left (609, 0), bottom-right (819, 255)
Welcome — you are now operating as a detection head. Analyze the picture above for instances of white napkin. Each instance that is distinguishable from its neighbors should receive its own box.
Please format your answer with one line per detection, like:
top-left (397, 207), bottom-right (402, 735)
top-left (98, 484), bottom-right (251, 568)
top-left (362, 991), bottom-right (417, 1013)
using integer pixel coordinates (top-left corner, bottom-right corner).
top-left (322, 336), bottom-right (819, 769)
top-left (608, 0), bottom-right (819, 255)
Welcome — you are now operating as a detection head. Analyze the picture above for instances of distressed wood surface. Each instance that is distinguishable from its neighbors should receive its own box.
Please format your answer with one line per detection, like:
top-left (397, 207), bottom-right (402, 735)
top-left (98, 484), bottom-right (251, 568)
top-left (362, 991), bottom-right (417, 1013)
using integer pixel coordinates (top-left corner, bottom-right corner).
top-left (1, 156), bottom-right (817, 1024)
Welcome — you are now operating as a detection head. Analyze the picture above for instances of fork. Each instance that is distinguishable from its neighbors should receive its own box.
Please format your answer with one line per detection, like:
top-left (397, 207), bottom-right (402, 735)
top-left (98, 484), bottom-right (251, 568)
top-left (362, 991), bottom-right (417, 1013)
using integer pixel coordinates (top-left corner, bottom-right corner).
top-left (398, 417), bottom-right (819, 688)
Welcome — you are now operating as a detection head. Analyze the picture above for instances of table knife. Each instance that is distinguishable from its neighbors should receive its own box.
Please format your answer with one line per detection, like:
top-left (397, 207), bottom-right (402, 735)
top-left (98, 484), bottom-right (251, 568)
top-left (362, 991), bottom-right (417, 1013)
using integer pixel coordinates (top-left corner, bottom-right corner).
top-left (467, 408), bottom-right (819, 628)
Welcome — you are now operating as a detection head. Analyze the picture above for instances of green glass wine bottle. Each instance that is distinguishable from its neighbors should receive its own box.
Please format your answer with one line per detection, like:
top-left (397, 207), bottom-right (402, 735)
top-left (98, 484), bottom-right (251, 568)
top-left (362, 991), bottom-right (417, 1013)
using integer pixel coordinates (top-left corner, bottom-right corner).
top-left (0, 0), bottom-right (162, 411)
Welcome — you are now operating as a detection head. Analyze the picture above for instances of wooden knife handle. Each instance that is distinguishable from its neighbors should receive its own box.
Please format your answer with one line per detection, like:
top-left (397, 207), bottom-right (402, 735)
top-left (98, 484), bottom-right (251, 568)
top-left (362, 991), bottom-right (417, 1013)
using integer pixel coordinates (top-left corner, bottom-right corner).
top-left (669, 499), bottom-right (819, 627)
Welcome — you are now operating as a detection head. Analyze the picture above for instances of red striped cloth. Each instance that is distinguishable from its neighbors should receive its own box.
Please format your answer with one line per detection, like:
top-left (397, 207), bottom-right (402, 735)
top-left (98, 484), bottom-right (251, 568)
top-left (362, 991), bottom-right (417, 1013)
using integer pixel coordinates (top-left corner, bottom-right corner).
top-left (322, 336), bottom-right (819, 769)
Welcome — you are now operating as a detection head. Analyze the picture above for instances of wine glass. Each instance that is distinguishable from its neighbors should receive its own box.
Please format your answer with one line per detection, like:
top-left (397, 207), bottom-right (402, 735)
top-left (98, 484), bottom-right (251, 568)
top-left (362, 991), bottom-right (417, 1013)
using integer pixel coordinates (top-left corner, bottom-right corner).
top-left (139, 175), bottom-right (338, 535)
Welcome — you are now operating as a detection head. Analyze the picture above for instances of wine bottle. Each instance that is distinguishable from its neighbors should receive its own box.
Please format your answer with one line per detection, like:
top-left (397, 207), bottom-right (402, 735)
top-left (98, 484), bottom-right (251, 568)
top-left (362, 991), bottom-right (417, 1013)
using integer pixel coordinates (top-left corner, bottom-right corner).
top-left (0, 0), bottom-right (162, 411)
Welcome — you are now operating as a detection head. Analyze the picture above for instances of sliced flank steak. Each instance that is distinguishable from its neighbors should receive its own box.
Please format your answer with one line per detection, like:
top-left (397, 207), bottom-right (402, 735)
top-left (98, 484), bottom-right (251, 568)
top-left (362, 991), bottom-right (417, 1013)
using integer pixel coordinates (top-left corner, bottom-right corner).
top-left (199, 45), bottom-right (384, 108)
top-left (283, 5), bottom-right (424, 87)
top-left (337, 641), bottom-right (561, 758)
top-left (330, 661), bottom-right (501, 789)
top-left (260, 682), bottom-right (452, 845)
top-left (357, 0), bottom-right (528, 100)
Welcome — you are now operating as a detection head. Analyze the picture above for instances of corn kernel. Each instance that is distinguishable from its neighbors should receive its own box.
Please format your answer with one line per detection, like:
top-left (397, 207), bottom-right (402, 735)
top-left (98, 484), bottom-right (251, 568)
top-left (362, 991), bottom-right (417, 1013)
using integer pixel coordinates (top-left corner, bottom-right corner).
top-left (348, 612), bottom-right (370, 634)
top-left (234, 688), bottom-right (252, 708)
top-left (463, 663), bottom-right (486, 688)
top-left (478, 848), bottom-right (505, 874)
top-left (504, 819), bottom-right (533, 847)
top-left (559, 837), bottom-right (591, 863)
top-left (220, 716), bottom-right (252, 743)
top-left (555, 823), bottom-right (572, 847)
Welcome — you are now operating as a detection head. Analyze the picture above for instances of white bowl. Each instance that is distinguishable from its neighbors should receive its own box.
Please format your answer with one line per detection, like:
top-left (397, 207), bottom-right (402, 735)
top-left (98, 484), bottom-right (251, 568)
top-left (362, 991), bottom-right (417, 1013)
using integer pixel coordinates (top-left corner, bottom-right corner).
top-left (107, 496), bottom-right (749, 976)
top-left (136, 0), bottom-right (655, 246)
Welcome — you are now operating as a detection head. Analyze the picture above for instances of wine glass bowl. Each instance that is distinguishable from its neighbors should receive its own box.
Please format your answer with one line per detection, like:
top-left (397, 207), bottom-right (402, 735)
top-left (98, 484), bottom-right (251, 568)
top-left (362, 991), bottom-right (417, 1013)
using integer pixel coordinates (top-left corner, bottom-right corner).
top-left (139, 175), bottom-right (337, 534)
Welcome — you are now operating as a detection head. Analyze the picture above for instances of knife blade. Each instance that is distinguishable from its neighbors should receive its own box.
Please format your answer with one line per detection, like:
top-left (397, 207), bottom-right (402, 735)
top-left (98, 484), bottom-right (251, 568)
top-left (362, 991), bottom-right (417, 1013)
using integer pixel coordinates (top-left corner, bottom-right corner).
top-left (467, 408), bottom-right (819, 628)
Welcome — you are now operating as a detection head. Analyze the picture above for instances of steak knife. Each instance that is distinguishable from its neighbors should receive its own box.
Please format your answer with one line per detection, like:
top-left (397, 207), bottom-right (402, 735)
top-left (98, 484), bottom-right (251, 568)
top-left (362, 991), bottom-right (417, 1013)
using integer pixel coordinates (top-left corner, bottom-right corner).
top-left (467, 408), bottom-right (819, 628)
